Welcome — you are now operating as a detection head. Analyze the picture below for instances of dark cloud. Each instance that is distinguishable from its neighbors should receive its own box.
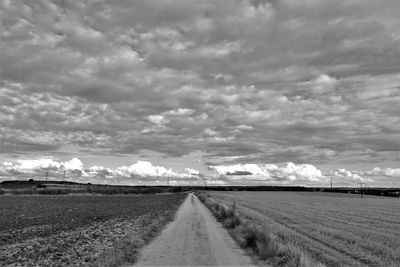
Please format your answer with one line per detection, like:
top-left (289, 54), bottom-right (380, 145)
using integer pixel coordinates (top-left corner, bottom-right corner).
top-left (0, 139), bottom-right (60, 153)
top-left (226, 170), bottom-right (253, 176)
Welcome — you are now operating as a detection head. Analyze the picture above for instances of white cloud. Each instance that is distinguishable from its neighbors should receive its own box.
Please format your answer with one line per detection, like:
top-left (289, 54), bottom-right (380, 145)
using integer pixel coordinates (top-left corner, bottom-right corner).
top-left (1, 158), bottom-right (84, 172)
top-left (383, 168), bottom-right (400, 177)
top-left (185, 168), bottom-right (200, 175)
top-left (208, 163), bottom-right (400, 185)
top-left (18, 158), bottom-right (61, 170)
top-left (332, 168), bottom-right (371, 182)
top-left (115, 160), bottom-right (193, 178)
top-left (164, 108), bottom-right (194, 116)
top-left (2, 161), bottom-right (13, 167)
top-left (210, 164), bottom-right (272, 178)
top-left (301, 74), bottom-right (339, 94)
top-left (209, 162), bottom-right (325, 182)
top-left (364, 167), bottom-right (400, 177)
top-left (0, 158), bottom-right (200, 182)
top-left (63, 158), bottom-right (84, 170)
top-left (147, 115), bottom-right (169, 125)
top-left (236, 125), bottom-right (254, 131)
top-left (204, 128), bottom-right (218, 136)
top-left (279, 162), bottom-right (325, 181)
top-left (83, 165), bottom-right (115, 178)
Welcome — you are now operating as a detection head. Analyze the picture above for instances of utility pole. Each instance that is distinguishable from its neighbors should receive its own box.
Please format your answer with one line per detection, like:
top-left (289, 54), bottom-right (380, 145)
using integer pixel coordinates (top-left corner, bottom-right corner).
top-left (358, 183), bottom-right (365, 198)
top-left (63, 170), bottom-right (66, 180)
top-left (330, 177), bottom-right (333, 190)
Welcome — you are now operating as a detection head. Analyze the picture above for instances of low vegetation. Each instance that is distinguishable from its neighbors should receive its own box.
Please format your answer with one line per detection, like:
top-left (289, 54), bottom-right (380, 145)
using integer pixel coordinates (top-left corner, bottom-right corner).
top-left (200, 191), bottom-right (400, 267)
top-left (2, 180), bottom-right (399, 197)
top-left (198, 194), bottom-right (323, 267)
top-left (0, 193), bottom-right (186, 266)
top-left (0, 180), bottom-right (188, 195)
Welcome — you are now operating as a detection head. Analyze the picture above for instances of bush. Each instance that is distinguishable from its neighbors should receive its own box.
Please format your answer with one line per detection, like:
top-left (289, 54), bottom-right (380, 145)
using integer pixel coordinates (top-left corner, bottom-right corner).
top-left (223, 216), bottom-right (241, 229)
top-left (241, 224), bottom-right (258, 248)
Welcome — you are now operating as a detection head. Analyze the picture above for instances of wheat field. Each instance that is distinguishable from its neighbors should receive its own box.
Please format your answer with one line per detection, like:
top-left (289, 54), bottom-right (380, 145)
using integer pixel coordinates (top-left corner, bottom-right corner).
top-left (206, 191), bottom-right (400, 267)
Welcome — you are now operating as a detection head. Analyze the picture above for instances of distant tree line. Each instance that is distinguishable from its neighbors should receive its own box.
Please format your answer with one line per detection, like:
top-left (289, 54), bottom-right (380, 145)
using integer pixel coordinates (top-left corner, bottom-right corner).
top-left (0, 180), bottom-right (398, 197)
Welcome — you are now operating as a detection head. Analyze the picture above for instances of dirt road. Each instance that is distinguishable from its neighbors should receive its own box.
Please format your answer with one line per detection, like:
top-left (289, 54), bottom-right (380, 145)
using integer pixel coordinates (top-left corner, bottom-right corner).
top-left (135, 193), bottom-right (254, 266)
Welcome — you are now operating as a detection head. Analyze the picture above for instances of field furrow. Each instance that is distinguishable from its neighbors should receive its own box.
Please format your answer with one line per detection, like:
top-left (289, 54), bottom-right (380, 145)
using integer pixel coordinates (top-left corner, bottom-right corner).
top-left (207, 191), bottom-right (400, 267)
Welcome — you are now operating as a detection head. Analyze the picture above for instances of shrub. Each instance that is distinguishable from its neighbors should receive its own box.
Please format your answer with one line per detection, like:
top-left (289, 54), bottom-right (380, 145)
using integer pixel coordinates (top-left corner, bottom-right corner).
top-left (223, 215), bottom-right (241, 229)
top-left (241, 225), bottom-right (258, 248)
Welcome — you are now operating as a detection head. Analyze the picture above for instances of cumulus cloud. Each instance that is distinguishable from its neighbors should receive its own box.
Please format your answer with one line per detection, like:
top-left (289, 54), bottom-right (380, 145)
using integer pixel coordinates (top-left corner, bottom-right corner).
top-left (115, 160), bottom-right (195, 178)
top-left (328, 168), bottom-right (375, 184)
top-left (278, 162), bottom-right (325, 182)
top-left (0, 158), bottom-right (200, 183)
top-left (210, 162), bottom-right (325, 182)
top-left (63, 158), bottom-right (84, 171)
top-left (363, 167), bottom-right (400, 177)
top-left (185, 168), bottom-right (200, 176)
top-left (2, 158), bottom-right (84, 172)
top-left (83, 165), bottom-right (114, 178)
top-left (332, 168), bottom-right (365, 181)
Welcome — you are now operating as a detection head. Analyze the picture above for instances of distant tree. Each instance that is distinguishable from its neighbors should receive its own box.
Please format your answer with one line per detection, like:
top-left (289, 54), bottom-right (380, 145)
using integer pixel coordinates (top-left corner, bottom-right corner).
top-left (28, 179), bottom-right (34, 183)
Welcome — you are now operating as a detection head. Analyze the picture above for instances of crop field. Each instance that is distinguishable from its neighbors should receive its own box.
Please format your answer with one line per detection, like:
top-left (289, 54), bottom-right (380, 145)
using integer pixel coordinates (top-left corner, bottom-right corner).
top-left (0, 193), bottom-right (186, 266)
top-left (205, 191), bottom-right (400, 267)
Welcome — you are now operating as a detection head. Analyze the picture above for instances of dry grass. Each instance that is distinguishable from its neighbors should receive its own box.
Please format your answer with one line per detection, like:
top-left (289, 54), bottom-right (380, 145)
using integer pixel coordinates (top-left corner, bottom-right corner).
top-left (201, 191), bottom-right (400, 267)
top-left (198, 194), bottom-right (323, 267)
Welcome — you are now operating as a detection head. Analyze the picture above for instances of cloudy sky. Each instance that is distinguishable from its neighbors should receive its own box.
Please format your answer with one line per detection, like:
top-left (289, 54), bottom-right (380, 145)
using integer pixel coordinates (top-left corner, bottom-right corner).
top-left (1, 0), bottom-right (399, 186)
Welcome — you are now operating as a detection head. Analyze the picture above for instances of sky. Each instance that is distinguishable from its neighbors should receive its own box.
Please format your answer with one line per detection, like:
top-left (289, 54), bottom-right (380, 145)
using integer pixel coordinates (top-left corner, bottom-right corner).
top-left (0, 0), bottom-right (399, 187)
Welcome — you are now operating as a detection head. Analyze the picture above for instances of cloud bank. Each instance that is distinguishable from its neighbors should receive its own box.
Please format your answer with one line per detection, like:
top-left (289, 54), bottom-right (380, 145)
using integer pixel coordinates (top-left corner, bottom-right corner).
top-left (1, 157), bottom-right (398, 186)
top-left (0, 158), bottom-right (200, 183)
top-left (1, 0), bottom-right (399, 186)
top-left (210, 162), bottom-right (325, 182)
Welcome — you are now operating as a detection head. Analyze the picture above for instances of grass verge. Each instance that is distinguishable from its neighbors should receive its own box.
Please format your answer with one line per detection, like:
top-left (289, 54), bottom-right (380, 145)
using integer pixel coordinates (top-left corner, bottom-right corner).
top-left (198, 193), bottom-right (325, 267)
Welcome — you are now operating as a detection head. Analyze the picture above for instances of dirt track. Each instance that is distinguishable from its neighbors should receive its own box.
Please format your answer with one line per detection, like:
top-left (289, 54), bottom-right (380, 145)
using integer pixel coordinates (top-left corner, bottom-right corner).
top-left (135, 193), bottom-right (254, 266)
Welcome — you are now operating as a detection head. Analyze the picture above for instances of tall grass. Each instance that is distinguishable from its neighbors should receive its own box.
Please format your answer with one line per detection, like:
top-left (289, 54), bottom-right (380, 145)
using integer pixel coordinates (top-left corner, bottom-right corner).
top-left (198, 194), bottom-right (324, 267)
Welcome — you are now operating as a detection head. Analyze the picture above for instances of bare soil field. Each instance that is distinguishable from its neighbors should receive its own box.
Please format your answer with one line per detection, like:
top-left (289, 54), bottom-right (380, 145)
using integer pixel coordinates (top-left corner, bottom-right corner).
top-left (204, 191), bottom-right (400, 267)
top-left (0, 193), bottom-right (186, 266)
